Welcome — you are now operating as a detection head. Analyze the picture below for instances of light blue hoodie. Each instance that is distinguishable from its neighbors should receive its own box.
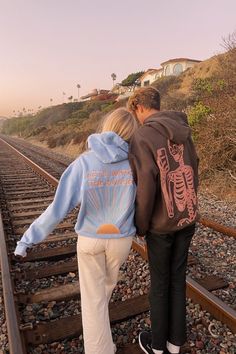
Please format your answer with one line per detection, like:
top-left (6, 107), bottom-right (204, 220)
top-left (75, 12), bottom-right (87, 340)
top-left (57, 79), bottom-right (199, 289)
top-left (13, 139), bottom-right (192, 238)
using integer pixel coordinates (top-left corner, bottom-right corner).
top-left (14, 132), bottom-right (136, 257)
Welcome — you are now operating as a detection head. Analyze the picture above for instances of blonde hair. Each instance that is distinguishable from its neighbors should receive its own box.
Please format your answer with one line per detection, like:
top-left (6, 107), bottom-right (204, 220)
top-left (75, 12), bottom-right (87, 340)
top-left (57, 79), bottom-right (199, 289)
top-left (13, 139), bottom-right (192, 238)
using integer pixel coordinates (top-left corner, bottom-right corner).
top-left (99, 108), bottom-right (138, 142)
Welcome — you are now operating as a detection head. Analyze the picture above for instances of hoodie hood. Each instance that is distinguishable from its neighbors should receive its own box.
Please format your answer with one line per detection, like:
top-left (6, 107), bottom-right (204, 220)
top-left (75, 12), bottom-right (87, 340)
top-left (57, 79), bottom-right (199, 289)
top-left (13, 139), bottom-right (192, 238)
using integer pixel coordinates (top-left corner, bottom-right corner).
top-left (144, 111), bottom-right (191, 144)
top-left (88, 132), bottom-right (129, 163)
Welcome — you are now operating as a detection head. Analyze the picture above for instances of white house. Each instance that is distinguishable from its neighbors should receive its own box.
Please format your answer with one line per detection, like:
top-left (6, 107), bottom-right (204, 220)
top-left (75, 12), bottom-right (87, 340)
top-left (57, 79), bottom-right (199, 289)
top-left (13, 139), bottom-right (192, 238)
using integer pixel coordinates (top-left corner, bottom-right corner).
top-left (139, 58), bottom-right (201, 87)
top-left (139, 68), bottom-right (163, 87)
top-left (114, 57), bottom-right (201, 100)
top-left (160, 58), bottom-right (201, 77)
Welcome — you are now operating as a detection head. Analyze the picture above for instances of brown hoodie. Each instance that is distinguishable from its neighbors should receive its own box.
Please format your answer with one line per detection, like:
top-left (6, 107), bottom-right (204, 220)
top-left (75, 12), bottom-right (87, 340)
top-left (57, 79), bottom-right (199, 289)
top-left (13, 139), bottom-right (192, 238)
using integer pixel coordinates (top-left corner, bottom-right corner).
top-left (129, 111), bottom-right (199, 235)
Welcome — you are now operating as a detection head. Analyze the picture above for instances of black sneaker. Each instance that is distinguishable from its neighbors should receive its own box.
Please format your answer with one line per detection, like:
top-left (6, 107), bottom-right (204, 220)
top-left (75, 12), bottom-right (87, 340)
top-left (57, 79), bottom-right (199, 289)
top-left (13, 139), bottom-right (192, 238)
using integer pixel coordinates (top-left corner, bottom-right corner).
top-left (138, 331), bottom-right (154, 354)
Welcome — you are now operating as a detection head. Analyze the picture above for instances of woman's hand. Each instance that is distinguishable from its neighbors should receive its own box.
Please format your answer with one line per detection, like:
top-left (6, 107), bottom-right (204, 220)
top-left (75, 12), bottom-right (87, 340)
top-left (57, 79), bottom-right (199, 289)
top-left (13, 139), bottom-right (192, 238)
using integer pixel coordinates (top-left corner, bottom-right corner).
top-left (14, 243), bottom-right (28, 258)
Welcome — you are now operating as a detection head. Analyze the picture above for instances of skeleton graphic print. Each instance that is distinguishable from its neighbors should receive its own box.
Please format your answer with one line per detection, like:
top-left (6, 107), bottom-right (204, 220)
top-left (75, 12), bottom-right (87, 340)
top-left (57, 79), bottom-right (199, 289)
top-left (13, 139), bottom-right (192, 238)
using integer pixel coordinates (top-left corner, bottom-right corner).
top-left (157, 140), bottom-right (198, 227)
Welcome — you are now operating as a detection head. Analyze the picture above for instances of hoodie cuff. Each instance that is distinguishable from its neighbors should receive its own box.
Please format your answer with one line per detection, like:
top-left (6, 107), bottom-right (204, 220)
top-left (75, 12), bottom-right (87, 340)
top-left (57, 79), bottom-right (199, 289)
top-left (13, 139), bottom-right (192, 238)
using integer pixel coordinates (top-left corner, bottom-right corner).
top-left (136, 229), bottom-right (146, 237)
top-left (14, 242), bottom-right (28, 257)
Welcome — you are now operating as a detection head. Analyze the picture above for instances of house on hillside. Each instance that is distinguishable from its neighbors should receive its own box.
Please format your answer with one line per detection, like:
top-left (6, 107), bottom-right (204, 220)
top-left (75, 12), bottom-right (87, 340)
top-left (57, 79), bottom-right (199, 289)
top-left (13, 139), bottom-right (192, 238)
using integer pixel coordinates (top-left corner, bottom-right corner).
top-left (80, 89), bottom-right (118, 102)
top-left (80, 89), bottom-right (99, 101)
top-left (139, 58), bottom-right (201, 87)
top-left (139, 68), bottom-right (163, 87)
top-left (161, 58), bottom-right (201, 77)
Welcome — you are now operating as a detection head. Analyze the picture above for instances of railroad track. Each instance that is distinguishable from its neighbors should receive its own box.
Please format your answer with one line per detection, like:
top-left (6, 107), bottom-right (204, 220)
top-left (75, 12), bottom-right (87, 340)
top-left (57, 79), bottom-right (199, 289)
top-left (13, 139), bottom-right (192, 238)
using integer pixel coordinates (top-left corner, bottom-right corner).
top-left (0, 137), bottom-right (235, 354)
top-left (0, 134), bottom-right (71, 179)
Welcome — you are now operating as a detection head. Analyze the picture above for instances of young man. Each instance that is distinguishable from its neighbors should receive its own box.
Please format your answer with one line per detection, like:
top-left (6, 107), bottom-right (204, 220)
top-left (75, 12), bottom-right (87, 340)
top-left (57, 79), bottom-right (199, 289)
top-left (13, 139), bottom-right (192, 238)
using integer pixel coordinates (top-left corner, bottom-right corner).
top-left (128, 87), bottom-right (199, 354)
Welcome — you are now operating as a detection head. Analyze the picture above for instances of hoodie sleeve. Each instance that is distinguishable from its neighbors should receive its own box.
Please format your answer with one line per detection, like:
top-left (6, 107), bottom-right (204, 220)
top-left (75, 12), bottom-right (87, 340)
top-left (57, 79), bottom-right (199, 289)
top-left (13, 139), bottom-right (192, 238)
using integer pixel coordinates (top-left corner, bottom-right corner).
top-left (14, 159), bottom-right (83, 257)
top-left (129, 129), bottom-right (159, 236)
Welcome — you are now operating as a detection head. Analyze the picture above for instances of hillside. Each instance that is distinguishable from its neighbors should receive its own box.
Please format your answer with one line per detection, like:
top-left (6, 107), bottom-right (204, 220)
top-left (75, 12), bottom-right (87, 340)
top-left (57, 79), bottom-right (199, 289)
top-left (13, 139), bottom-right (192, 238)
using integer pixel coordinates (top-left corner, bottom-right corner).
top-left (1, 48), bottom-right (235, 200)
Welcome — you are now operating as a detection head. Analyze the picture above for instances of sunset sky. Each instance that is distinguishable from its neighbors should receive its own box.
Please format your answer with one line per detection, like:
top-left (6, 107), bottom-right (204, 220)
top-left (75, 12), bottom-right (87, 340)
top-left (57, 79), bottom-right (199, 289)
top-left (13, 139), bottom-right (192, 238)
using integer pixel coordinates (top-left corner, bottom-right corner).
top-left (0, 0), bottom-right (235, 117)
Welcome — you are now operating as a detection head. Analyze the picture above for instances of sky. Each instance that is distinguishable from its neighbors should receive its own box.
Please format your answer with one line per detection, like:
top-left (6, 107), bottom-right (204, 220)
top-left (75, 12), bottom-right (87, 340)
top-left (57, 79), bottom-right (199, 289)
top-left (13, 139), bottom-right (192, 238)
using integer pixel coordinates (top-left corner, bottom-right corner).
top-left (0, 0), bottom-right (235, 117)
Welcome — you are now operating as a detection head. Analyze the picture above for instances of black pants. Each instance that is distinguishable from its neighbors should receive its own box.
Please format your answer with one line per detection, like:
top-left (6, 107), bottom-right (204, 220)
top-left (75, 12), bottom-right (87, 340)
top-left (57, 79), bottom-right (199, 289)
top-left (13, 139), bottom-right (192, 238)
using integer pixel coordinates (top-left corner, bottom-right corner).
top-left (146, 224), bottom-right (195, 350)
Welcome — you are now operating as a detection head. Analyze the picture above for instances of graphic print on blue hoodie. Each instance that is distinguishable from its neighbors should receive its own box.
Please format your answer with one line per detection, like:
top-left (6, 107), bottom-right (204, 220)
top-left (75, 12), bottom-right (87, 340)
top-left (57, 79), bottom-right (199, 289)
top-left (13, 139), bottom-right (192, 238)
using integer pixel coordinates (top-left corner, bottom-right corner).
top-left (15, 132), bottom-right (137, 257)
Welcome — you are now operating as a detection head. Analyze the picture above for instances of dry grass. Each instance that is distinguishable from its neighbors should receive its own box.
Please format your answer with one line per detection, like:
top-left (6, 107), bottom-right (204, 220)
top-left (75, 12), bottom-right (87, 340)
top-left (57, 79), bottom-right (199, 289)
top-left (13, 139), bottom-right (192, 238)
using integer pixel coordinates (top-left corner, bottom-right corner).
top-left (193, 49), bottom-right (236, 202)
top-left (177, 55), bottom-right (221, 95)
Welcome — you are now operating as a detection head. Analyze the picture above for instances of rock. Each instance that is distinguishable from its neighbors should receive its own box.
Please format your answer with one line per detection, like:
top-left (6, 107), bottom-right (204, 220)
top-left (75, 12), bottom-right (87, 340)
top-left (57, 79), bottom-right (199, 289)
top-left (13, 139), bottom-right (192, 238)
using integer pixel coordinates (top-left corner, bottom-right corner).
top-left (195, 340), bottom-right (204, 349)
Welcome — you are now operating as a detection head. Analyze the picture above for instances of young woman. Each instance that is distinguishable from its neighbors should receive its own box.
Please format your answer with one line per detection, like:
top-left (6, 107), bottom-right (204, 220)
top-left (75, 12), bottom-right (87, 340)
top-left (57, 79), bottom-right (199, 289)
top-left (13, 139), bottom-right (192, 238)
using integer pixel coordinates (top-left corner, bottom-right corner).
top-left (14, 108), bottom-right (138, 354)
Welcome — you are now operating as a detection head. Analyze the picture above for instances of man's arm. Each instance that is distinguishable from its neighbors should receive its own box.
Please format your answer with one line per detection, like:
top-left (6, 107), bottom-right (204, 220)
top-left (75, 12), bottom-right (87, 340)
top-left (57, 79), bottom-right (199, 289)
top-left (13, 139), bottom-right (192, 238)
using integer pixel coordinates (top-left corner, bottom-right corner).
top-left (129, 129), bottom-right (158, 236)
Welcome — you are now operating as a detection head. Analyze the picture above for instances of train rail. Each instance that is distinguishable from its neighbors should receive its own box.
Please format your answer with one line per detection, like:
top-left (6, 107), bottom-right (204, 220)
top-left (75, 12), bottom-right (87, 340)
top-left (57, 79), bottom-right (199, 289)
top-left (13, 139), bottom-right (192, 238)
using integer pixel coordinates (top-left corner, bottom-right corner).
top-left (0, 136), bottom-right (235, 354)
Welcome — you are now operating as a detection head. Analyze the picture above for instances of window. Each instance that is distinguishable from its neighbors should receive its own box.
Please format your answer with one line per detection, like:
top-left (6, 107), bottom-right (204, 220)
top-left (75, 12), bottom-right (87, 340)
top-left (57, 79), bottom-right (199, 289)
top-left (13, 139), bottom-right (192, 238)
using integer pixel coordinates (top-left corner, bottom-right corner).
top-left (143, 80), bottom-right (150, 86)
top-left (173, 63), bottom-right (183, 75)
top-left (165, 65), bottom-right (171, 76)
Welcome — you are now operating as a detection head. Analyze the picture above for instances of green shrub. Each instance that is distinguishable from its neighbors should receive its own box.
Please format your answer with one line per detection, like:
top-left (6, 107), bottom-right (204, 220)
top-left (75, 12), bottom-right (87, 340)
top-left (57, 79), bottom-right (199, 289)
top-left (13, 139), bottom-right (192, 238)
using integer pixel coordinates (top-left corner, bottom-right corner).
top-left (192, 78), bottom-right (213, 96)
top-left (216, 79), bottom-right (226, 90)
top-left (192, 78), bottom-right (226, 99)
top-left (121, 71), bottom-right (144, 87)
top-left (84, 101), bottom-right (103, 113)
top-left (101, 102), bottom-right (114, 113)
top-left (1, 116), bottom-right (34, 136)
top-left (187, 101), bottom-right (211, 127)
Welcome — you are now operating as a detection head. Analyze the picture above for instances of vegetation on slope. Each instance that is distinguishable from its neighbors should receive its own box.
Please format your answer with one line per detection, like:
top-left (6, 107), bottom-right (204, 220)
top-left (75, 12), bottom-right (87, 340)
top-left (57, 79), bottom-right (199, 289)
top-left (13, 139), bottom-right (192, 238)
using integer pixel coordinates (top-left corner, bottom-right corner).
top-left (2, 99), bottom-right (122, 149)
top-left (151, 47), bottom-right (236, 197)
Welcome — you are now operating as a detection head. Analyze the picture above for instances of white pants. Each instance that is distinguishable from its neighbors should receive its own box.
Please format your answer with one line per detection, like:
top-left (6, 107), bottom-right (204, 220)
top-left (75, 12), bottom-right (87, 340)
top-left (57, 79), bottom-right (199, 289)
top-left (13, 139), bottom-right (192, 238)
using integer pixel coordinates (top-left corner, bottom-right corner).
top-left (77, 236), bottom-right (133, 354)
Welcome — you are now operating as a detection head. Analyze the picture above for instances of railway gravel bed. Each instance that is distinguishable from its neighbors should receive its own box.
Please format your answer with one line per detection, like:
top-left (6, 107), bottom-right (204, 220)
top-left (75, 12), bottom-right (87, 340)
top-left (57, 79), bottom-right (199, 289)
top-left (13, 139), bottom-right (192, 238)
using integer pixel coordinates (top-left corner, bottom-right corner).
top-left (26, 302), bottom-right (236, 354)
top-left (10, 249), bottom-right (236, 353)
top-left (189, 225), bottom-right (236, 309)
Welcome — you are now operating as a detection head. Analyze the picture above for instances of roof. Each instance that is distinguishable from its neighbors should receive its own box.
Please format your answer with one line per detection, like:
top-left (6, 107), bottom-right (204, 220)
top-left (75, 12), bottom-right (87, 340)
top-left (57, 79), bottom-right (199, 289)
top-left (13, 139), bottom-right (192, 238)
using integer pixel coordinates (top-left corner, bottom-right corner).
top-left (161, 58), bottom-right (201, 66)
top-left (140, 68), bottom-right (163, 80)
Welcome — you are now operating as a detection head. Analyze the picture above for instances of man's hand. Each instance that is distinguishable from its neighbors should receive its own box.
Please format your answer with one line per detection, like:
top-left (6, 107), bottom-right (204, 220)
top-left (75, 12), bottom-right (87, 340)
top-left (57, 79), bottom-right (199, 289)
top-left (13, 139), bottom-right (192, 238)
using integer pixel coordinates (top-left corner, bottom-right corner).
top-left (136, 235), bottom-right (146, 245)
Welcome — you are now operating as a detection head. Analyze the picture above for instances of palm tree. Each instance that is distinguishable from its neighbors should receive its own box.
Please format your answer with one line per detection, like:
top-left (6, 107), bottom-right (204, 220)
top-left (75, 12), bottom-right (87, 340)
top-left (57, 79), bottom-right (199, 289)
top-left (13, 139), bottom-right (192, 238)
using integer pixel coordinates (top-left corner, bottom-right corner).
top-left (111, 73), bottom-right (117, 87)
top-left (62, 92), bottom-right (66, 103)
top-left (77, 84), bottom-right (81, 100)
top-left (50, 98), bottom-right (53, 107)
top-left (68, 96), bottom-right (73, 103)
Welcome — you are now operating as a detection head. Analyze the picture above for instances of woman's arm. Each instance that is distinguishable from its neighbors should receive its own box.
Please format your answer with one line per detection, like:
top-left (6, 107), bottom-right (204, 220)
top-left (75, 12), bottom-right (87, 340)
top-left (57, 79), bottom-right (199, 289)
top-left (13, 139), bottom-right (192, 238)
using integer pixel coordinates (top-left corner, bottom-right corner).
top-left (14, 159), bottom-right (83, 257)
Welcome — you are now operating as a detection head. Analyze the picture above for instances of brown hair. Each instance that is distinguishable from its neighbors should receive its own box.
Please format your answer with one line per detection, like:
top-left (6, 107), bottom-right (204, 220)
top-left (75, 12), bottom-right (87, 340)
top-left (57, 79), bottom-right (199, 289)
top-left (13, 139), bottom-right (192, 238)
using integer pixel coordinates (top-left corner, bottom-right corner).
top-left (127, 86), bottom-right (161, 112)
top-left (99, 108), bottom-right (138, 142)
